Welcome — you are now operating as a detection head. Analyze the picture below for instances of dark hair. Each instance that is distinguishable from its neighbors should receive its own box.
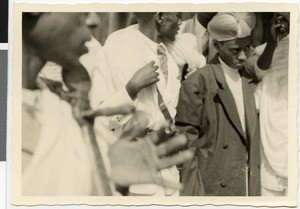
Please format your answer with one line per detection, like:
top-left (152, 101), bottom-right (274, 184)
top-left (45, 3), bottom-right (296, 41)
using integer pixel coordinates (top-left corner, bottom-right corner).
top-left (133, 12), bottom-right (156, 24)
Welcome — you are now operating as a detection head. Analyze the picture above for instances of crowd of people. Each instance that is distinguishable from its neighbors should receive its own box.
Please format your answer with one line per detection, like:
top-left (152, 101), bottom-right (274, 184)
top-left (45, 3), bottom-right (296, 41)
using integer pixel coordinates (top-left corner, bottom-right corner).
top-left (21, 12), bottom-right (289, 197)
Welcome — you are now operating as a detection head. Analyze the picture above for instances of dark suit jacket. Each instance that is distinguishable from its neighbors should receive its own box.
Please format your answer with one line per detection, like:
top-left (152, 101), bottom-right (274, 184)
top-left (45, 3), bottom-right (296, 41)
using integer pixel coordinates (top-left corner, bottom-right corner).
top-left (175, 57), bottom-right (261, 196)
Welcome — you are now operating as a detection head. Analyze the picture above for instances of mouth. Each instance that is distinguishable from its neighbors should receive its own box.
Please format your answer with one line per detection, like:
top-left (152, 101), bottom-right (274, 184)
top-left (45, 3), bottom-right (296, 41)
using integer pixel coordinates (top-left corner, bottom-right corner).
top-left (235, 61), bottom-right (245, 67)
top-left (78, 44), bottom-right (89, 56)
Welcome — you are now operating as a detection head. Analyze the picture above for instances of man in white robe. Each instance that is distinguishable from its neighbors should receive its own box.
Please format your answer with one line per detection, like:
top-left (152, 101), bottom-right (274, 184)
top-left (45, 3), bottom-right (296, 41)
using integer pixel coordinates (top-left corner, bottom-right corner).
top-left (248, 12), bottom-right (289, 196)
top-left (104, 13), bottom-right (183, 196)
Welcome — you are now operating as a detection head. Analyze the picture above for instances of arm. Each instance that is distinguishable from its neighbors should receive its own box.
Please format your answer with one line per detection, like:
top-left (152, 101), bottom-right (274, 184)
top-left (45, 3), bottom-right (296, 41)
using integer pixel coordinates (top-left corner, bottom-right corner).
top-left (125, 61), bottom-right (159, 100)
top-left (257, 15), bottom-right (289, 71)
top-left (256, 42), bottom-right (276, 71)
top-left (98, 61), bottom-right (160, 129)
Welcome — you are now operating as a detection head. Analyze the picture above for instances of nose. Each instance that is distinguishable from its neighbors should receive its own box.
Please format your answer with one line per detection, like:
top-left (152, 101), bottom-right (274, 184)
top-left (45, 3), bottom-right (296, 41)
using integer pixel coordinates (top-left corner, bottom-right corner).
top-left (82, 24), bottom-right (92, 43)
top-left (238, 50), bottom-right (246, 61)
top-left (178, 17), bottom-right (182, 26)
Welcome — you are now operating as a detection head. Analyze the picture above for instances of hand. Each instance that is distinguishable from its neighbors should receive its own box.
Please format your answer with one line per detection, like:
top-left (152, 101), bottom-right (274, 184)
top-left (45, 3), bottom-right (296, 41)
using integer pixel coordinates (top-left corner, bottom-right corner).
top-left (119, 110), bottom-right (150, 139)
top-left (126, 61), bottom-right (159, 99)
top-left (269, 15), bottom-right (289, 45)
top-left (108, 122), bottom-right (193, 190)
top-left (80, 105), bottom-right (135, 118)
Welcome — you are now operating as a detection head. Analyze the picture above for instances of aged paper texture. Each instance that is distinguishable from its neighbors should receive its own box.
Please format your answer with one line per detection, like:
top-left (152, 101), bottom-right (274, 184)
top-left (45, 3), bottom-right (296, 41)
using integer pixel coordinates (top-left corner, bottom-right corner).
top-left (11, 2), bottom-right (298, 207)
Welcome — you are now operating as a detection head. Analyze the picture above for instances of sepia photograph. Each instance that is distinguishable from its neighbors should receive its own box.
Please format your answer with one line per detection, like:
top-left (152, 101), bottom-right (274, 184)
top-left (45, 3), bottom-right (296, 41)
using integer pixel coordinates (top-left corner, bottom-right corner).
top-left (11, 2), bottom-right (298, 206)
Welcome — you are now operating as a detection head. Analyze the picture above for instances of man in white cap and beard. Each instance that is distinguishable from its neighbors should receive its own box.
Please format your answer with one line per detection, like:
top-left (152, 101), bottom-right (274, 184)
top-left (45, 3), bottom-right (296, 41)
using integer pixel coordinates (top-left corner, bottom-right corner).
top-left (175, 12), bottom-right (261, 196)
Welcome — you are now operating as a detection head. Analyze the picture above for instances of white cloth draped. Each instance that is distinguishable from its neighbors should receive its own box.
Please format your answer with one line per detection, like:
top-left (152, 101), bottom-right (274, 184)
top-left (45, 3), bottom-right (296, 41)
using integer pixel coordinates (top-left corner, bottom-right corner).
top-left (165, 33), bottom-right (206, 79)
top-left (254, 37), bottom-right (289, 192)
top-left (179, 15), bottom-right (209, 55)
top-left (104, 24), bottom-right (181, 196)
top-left (22, 89), bottom-right (118, 196)
top-left (104, 24), bottom-right (181, 131)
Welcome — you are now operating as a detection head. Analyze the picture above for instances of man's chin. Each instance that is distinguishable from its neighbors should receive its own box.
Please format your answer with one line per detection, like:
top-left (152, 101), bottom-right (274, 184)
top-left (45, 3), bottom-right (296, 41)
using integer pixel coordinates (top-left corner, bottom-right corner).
top-left (56, 55), bottom-right (82, 70)
top-left (166, 36), bottom-right (176, 42)
top-left (78, 45), bottom-right (89, 56)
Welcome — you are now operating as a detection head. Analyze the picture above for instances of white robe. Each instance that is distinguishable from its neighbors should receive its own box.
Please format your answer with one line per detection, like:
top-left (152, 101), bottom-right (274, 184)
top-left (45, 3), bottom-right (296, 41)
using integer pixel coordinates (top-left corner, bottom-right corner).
top-left (22, 89), bottom-right (118, 196)
top-left (104, 25), bottom-right (181, 131)
top-left (254, 37), bottom-right (289, 192)
top-left (104, 24), bottom-right (181, 196)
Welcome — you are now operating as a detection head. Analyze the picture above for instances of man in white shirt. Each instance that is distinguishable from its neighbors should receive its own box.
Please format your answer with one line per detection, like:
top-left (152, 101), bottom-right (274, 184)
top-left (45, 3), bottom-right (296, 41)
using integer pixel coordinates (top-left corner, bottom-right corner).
top-left (104, 12), bottom-right (183, 196)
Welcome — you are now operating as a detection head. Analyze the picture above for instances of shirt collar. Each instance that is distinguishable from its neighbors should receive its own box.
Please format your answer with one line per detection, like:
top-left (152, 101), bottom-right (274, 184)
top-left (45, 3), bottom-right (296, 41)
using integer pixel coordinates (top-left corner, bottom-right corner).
top-left (218, 57), bottom-right (240, 78)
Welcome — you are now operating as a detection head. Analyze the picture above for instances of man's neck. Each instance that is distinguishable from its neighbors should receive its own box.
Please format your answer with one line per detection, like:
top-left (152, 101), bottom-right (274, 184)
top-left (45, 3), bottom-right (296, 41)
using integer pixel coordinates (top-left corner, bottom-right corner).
top-left (22, 42), bottom-right (46, 90)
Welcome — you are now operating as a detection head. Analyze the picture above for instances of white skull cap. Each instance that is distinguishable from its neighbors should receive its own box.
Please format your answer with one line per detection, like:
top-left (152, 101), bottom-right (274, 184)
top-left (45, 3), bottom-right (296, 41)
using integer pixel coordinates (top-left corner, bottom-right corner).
top-left (208, 12), bottom-right (256, 41)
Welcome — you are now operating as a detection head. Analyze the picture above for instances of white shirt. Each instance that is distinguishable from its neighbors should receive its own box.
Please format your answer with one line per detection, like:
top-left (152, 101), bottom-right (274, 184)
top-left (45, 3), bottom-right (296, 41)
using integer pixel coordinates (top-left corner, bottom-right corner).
top-left (219, 57), bottom-right (245, 133)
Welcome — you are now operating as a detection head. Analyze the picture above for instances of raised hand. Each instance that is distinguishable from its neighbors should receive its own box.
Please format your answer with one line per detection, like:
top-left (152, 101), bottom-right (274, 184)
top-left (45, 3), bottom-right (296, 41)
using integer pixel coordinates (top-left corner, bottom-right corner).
top-left (108, 122), bottom-right (193, 191)
top-left (126, 61), bottom-right (160, 99)
top-left (269, 14), bottom-right (289, 45)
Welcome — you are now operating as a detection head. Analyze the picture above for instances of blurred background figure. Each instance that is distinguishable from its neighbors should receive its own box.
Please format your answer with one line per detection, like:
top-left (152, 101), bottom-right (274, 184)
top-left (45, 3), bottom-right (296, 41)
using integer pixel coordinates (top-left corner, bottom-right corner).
top-left (22, 12), bottom-right (192, 196)
top-left (85, 12), bottom-right (136, 45)
top-left (179, 12), bottom-right (217, 62)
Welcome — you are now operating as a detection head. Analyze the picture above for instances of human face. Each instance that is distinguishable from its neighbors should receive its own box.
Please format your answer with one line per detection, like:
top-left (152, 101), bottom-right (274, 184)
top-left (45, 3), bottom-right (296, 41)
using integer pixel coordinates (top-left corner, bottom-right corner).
top-left (26, 13), bottom-right (91, 68)
top-left (158, 13), bottom-right (182, 42)
top-left (215, 36), bottom-right (252, 69)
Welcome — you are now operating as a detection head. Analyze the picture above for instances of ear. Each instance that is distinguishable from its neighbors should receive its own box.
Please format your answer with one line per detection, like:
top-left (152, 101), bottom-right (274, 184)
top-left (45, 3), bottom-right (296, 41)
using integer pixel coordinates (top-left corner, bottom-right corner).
top-left (155, 12), bottom-right (164, 25)
top-left (213, 40), bottom-right (221, 51)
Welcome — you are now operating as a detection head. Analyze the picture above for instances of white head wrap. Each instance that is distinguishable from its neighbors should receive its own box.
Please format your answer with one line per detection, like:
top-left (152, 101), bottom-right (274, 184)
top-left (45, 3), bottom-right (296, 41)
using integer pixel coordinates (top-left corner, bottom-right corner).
top-left (208, 12), bottom-right (256, 41)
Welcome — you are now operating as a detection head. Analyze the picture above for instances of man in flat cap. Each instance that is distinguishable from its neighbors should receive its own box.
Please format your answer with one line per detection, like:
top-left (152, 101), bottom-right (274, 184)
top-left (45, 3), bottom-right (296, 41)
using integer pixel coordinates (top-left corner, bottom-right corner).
top-left (175, 12), bottom-right (261, 196)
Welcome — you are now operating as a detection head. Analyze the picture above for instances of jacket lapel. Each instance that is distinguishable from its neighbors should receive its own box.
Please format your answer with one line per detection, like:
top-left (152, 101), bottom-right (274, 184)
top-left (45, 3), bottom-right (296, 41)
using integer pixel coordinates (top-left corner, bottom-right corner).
top-left (210, 57), bottom-right (247, 142)
top-left (241, 73), bottom-right (257, 142)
